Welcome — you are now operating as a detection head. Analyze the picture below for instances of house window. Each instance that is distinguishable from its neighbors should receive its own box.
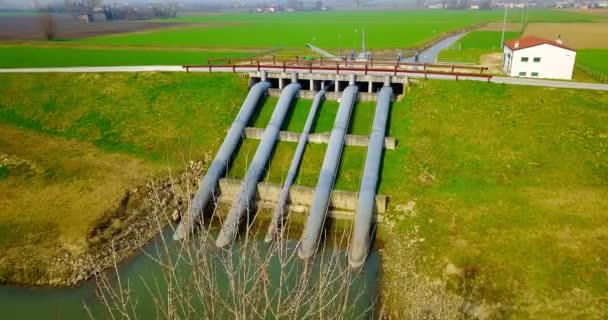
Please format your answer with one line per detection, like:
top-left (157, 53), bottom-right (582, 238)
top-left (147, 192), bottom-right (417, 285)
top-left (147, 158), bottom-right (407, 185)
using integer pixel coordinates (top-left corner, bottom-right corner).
top-left (531, 72), bottom-right (539, 77)
top-left (521, 57), bottom-right (529, 62)
top-left (533, 57), bottom-right (541, 62)
top-left (519, 72), bottom-right (527, 76)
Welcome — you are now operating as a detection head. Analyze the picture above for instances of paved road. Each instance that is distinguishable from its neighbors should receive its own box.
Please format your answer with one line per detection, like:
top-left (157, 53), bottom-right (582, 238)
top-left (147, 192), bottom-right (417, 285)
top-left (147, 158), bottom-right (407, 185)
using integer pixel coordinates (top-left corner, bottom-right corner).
top-left (401, 33), bottom-right (466, 64)
top-left (1, 65), bottom-right (607, 91)
top-left (0, 66), bottom-right (184, 73)
top-left (490, 76), bottom-right (608, 90)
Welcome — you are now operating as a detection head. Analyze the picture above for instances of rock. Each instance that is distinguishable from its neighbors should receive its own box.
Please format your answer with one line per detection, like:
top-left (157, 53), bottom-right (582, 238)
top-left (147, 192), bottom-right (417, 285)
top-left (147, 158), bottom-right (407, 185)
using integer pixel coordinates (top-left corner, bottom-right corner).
top-left (395, 200), bottom-right (417, 217)
top-left (444, 262), bottom-right (462, 276)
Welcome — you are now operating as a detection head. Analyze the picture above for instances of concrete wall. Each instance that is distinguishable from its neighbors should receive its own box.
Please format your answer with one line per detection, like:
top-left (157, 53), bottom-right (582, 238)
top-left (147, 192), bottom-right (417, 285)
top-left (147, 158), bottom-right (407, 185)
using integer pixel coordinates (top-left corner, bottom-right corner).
top-left (252, 71), bottom-right (407, 98)
top-left (504, 44), bottom-right (576, 80)
top-left (218, 178), bottom-right (387, 219)
top-left (244, 127), bottom-right (397, 150)
top-left (269, 89), bottom-right (402, 102)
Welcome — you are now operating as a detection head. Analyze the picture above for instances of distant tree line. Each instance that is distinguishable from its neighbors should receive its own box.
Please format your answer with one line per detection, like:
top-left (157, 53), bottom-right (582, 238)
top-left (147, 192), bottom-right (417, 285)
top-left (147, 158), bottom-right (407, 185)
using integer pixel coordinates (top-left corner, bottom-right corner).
top-left (63, 0), bottom-right (178, 22)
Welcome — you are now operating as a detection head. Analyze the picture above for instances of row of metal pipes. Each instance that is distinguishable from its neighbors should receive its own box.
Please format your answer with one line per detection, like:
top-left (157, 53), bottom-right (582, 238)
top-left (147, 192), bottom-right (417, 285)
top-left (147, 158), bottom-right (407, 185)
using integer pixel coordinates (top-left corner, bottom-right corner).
top-left (174, 75), bottom-right (393, 269)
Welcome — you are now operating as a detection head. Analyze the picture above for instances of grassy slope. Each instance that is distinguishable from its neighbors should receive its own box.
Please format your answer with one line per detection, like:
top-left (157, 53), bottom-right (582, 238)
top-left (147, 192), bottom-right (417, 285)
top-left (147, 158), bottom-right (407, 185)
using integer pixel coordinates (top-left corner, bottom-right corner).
top-left (578, 49), bottom-right (608, 75)
top-left (0, 73), bottom-right (248, 266)
top-left (70, 9), bottom-right (602, 50)
top-left (1, 72), bottom-right (607, 316)
top-left (0, 46), bottom-right (252, 68)
top-left (228, 79), bottom-right (608, 317)
top-left (438, 31), bottom-right (520, 63)
top-left (383, 80), bottom-right (608, 318)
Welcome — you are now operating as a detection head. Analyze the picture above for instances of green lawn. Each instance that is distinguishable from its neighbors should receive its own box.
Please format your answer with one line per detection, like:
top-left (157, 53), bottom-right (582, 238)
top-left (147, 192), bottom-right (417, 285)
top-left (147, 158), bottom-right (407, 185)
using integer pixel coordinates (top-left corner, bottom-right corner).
top-left (383, 80), bottom-right (608, 319)
top-left (438, 31), bottom-right (520, 63)
top-left (69, 10), bottom-right (603, 50)
top-left (578, 49), bottom-right (608, 76)
top-left (0, 46), bottom-right (252, 68)
top-left (0, 72), bottom-right (248, 165)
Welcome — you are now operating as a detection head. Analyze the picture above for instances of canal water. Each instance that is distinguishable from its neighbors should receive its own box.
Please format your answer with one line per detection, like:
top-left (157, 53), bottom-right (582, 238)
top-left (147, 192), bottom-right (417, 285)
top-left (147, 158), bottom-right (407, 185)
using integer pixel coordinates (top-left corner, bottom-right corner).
top-left (0, 225), bottom-right (381, 319)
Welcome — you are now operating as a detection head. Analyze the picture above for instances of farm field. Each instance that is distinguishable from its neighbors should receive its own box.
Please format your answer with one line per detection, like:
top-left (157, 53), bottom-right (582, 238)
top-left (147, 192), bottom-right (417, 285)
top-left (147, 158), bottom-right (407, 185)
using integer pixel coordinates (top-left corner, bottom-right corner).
top-left (437, 31), bottom-right (519, 64)
top-left (523, 22), bottom-right (608, 49)
top-left (578, 49), bottom-right (608, 77)
top-left (69, 9), bottom-right (605, 50)
top-left (566, 8), bottom-right (608, 16)
top-left (0, 45), bottom-right (253, 68)
top-left (0, 14), bottom-right (189, 40)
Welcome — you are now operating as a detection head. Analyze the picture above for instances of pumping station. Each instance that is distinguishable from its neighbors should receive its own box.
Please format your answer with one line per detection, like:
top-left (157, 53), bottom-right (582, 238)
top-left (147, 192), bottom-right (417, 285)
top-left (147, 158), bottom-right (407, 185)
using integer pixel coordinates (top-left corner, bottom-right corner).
top-left (175, 54), bottom-right (492, 268)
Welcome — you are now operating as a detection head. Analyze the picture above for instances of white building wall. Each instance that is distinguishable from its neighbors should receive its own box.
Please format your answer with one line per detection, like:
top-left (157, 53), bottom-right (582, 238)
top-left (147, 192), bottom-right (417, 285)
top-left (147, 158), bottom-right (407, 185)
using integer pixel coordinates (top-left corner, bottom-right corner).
top-left (502, 46), bottom-right (514, 75)
top-left (504, 44), bottom-right (576, 80)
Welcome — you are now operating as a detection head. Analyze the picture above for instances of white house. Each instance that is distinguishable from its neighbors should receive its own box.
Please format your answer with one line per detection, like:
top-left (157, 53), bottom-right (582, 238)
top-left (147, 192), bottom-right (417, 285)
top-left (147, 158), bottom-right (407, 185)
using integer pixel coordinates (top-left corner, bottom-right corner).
top-left (502, 36), bottom-right (577, 80)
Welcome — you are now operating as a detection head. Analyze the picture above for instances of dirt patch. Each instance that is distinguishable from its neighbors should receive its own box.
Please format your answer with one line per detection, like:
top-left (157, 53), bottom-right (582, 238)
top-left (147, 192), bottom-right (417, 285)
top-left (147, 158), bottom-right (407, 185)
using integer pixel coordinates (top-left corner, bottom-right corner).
top-left (0, 13), bottom-right (192, 40)
top-left (479, 22), bottom-right (523, 32)
top-left (524, 22), bottom-right (608, 49)
top-left (480, 52), bottom-right (505, 74)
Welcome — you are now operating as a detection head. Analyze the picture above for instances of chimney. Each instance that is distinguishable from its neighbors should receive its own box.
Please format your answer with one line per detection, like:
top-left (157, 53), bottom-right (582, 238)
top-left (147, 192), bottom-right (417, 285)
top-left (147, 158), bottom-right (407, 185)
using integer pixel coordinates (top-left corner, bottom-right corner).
top-left (514, 41), bottom-right (519, 49)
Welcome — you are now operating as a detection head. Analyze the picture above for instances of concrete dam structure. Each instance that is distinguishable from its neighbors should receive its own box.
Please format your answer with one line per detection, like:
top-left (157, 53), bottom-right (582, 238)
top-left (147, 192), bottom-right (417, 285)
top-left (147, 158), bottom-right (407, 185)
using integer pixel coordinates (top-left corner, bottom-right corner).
top-left (175, 71), bottom-right (399, 268)
top-left (298, 82), bottom-right (359, 260)
top-left (216, 82), bottom-right (301, 248)
top-left (174, 81), bottom-right (271, 240)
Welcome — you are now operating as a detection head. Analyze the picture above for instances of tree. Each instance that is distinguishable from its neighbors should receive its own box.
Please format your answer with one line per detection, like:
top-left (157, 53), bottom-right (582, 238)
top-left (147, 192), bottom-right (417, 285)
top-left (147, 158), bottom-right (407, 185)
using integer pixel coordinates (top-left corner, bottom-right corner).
top-left (39, 13), bottom-right (57, 40)
top-left (64, 0), bottom-right (103, 21)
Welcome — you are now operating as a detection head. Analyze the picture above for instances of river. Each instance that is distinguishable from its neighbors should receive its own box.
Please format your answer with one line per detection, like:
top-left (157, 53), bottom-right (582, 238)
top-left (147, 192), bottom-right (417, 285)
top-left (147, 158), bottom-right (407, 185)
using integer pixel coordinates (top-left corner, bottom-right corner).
top-left (0, 224), bottom-right (381, 319)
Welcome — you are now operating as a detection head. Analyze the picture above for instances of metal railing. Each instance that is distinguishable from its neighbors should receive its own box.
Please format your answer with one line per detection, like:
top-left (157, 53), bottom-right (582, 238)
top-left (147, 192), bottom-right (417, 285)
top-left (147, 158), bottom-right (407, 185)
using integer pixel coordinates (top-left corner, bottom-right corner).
top-left (184, 61), bottom-right (493, 82)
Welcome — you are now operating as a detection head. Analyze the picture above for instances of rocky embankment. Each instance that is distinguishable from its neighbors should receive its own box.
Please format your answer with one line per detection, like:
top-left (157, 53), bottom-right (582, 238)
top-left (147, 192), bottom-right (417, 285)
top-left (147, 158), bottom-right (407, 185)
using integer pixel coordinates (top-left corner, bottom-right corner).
top-left (1, 161), bottom-right (204, 287)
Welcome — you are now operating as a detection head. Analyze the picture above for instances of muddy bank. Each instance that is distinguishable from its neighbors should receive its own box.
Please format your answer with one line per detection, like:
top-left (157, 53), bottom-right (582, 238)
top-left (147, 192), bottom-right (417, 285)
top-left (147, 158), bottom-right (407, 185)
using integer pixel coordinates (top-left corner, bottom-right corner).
top-left (0, 161), bottom-right (204, 287)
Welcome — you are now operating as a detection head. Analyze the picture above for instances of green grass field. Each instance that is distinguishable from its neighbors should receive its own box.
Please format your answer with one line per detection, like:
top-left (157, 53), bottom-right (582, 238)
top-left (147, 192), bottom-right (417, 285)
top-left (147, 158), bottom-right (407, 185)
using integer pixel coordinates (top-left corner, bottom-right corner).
top-left (578, 49), bottom-right (608, 75)
top-left (438, 31), bottom-right (520, 63)
top-left (0, 9), bottom-right (603, 69)
top-left (0, 11), bottom-right (38, 17)
top-left (0, 46), bottom-right (252, 68)
top-left (68, 10), bottom-right (603, 50)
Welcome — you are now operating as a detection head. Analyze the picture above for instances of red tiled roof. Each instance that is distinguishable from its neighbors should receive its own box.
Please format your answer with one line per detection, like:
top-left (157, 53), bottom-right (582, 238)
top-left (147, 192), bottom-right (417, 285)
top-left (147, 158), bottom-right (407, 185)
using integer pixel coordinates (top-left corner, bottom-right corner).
top-left (504, 36), bottom-right (576, 52)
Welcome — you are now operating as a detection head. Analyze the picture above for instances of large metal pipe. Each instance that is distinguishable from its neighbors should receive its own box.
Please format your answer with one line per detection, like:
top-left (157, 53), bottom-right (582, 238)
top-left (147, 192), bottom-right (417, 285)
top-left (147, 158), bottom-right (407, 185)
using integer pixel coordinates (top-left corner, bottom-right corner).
top-left (216, 82), bottom-right (301, 247)
top-left (298, 85), bottom-right (359, 260)
top-left (173, 81), bottom-right (271, 240)
top-left (348, 86), bottom-right (393, 269)
top-left (265, 82), bottom-right (333, 243)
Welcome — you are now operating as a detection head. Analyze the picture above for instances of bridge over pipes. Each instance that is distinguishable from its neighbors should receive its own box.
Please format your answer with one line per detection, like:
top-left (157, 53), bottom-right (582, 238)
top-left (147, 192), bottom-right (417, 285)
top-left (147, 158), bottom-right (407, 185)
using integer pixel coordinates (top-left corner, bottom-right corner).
top-left (175, 68), bottom-right (400, 268)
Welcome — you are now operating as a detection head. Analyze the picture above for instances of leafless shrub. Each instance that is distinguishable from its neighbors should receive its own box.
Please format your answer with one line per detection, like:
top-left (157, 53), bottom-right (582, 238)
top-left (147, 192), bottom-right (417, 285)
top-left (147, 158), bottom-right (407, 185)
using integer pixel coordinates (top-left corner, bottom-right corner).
top-left (87, 168), bottom-right (373, 319)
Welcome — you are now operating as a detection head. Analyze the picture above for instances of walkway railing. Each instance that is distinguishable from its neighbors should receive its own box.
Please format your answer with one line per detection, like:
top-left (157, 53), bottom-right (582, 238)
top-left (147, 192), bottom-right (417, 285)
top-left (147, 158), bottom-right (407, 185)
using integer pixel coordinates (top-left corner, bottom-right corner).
top-left (204, 56), bottom-right (489, 74)
top-left (184, 60), bottom-right (493, 82)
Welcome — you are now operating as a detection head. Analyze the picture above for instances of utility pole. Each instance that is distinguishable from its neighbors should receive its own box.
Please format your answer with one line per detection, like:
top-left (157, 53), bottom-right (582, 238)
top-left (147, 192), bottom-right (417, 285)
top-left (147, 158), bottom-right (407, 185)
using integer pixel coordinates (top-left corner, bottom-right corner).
top-left (338, 33), bottom-right (342, 58)
top-left (500, 5), bottom-right (509, 49)
top-left (362, 27), bottom-right (366, 52)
